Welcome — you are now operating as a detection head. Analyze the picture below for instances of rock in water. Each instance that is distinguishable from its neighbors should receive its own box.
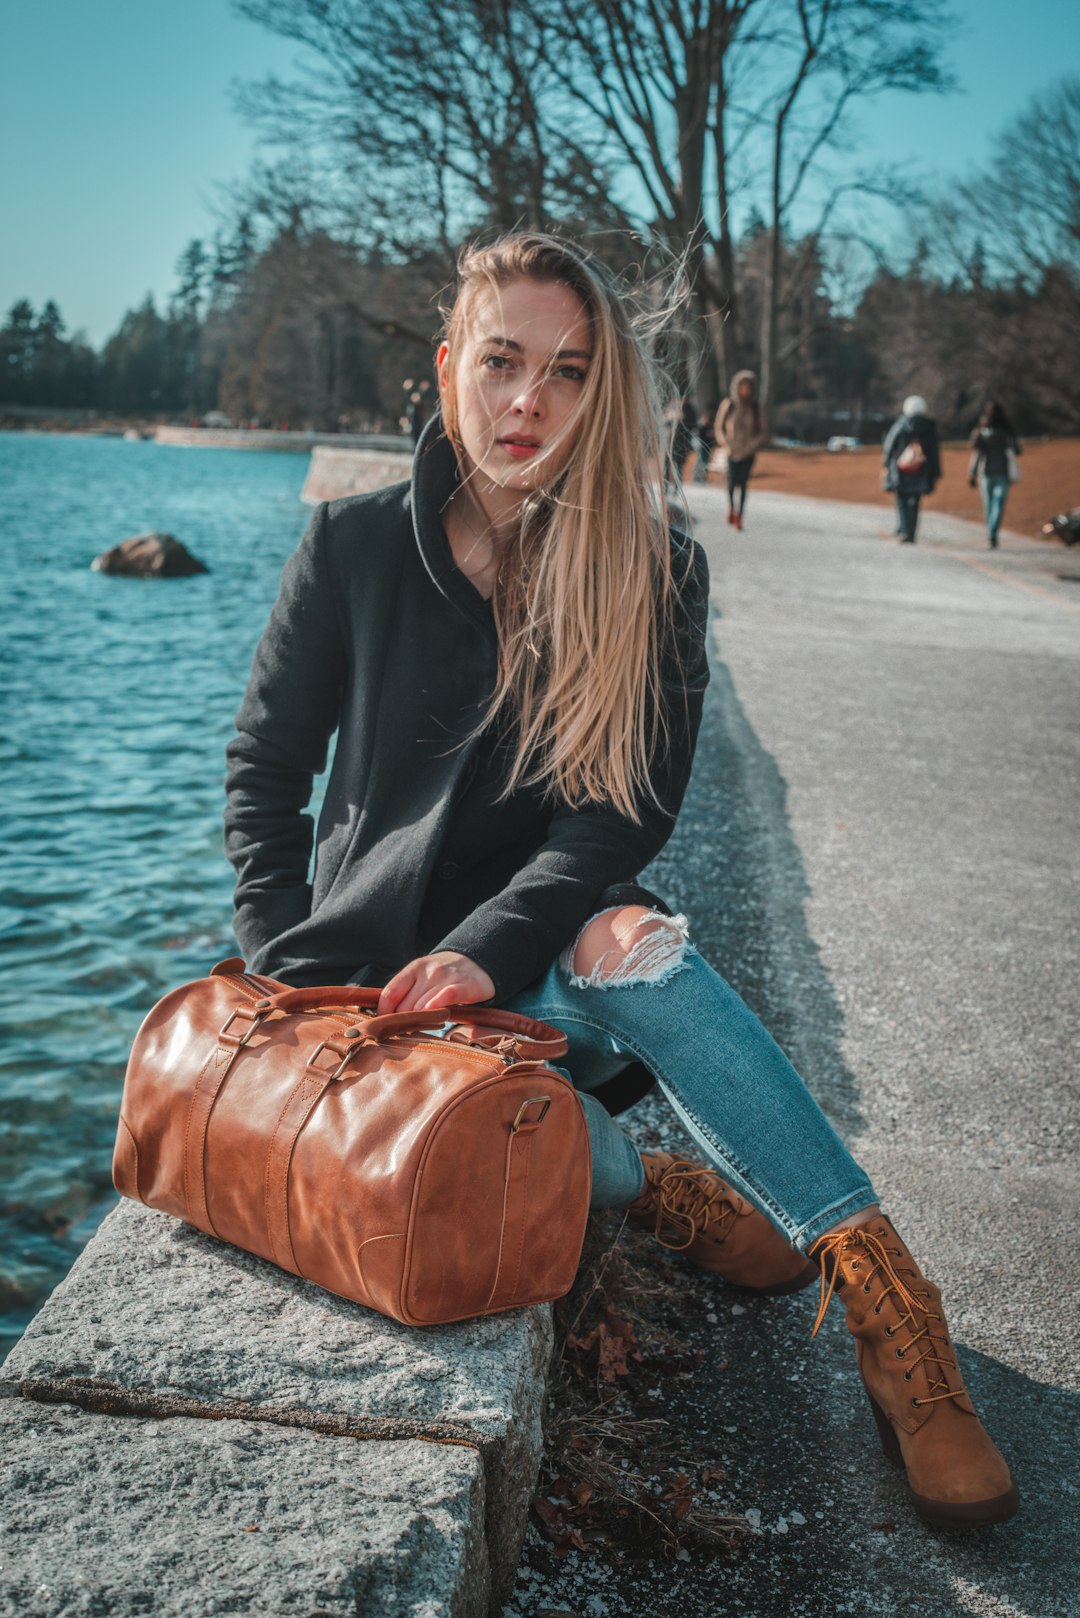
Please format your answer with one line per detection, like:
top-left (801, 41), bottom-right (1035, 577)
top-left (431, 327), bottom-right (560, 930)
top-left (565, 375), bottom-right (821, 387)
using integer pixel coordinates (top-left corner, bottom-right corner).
top-left (92, 532), bottom-right (208, 577)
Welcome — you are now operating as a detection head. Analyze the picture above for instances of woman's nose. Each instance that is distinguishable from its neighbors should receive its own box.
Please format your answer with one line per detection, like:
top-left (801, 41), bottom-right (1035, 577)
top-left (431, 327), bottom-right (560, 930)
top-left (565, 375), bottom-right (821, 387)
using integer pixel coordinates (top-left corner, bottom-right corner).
top-left (512, 377), bottom-right (545, 417)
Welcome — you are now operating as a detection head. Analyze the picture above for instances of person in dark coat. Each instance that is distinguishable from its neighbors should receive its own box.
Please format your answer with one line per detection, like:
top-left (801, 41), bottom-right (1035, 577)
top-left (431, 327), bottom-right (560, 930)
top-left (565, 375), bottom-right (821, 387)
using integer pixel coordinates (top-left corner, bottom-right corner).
top-left (224, 231), bottom-right (1016, 1530)
top-left (693, 402), bottom-right (717, 484)
top-left (968, 400), bottom-right (1022, 548)
top-left (668, 395), bottom-right (698, 481)
top-left (882, 394), bottom-right (941, 543)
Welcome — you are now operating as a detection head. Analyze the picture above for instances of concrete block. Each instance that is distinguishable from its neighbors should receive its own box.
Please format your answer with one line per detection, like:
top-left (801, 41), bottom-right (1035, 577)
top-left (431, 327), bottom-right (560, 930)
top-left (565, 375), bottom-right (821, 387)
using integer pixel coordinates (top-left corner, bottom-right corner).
top-left (1, 1201), bottom-right (552, 1603)
top-left (0, 1396), bottom-right (488, 1618)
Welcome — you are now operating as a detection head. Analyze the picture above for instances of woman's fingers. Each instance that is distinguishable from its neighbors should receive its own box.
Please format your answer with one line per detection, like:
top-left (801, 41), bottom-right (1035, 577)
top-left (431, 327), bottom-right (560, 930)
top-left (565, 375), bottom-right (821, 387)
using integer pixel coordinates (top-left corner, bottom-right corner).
top-left (377, 967), bottom-right (416, 1016)
top-left (380, 953), bottom-right (496, 1015)
top-left (413, 982), bottom-right (470, 1013)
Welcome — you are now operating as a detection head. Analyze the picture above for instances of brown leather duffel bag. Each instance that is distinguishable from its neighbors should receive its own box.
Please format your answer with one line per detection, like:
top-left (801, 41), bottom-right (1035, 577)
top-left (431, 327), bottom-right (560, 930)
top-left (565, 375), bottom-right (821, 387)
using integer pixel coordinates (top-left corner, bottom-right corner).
top-left (112, 959), bottom-right (592, 1325)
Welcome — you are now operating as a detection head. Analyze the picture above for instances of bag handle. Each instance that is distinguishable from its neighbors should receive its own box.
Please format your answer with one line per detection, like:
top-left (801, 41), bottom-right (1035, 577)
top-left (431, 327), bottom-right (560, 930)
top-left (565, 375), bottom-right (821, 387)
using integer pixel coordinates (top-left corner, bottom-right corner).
top-left (255, 984), bottom-right (568, 1060)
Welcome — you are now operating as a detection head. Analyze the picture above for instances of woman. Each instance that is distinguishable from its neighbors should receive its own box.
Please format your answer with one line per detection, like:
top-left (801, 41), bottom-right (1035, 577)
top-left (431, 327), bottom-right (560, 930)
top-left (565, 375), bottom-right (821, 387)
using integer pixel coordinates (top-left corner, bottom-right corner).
top-left (969, 400), bottom-right (1021, 548)
top-left (224, 232), bottom-right (1016, 1529)
top-left (883, 395), bottom-right (941, 544)
top-left (714, 370), bottom-right (767, 529)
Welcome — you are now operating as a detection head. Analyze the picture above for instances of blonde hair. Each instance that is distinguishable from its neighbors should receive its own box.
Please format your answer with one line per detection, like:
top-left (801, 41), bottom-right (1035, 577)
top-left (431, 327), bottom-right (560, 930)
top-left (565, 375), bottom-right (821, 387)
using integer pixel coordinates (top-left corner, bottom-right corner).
top-left (439, 231), bottom-right (691, 823)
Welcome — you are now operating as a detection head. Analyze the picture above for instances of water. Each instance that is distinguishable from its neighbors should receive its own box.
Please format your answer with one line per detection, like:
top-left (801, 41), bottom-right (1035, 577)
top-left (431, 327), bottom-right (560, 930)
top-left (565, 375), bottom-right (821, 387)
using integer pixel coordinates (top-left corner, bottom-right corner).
top-left (0, 432), bottom-right (314, 1357)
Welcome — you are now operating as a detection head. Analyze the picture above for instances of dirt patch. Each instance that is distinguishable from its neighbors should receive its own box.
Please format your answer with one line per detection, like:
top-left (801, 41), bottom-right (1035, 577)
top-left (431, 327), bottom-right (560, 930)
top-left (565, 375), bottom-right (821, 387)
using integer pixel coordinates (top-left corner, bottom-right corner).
top-left (691, 437), bottom-right (1080, 539)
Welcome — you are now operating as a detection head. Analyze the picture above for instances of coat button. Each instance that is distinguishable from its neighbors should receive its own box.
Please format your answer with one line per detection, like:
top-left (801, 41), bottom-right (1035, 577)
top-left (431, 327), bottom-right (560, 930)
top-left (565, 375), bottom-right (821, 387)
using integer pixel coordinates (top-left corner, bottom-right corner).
top-left (437, 861), bottom-right (459, 880)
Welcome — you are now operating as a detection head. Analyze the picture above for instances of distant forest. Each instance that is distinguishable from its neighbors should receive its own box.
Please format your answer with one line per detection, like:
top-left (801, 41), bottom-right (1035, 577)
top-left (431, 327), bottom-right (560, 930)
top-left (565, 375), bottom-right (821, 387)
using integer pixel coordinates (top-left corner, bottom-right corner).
top-left (3, 0), bottom-right (1077, 442)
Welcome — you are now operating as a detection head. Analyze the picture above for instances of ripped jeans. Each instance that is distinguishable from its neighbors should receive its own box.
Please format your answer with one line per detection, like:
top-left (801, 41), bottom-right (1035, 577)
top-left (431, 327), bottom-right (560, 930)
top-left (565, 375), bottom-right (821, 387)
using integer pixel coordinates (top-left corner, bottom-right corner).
top-left (501, 907), bottom-right (877, 1253)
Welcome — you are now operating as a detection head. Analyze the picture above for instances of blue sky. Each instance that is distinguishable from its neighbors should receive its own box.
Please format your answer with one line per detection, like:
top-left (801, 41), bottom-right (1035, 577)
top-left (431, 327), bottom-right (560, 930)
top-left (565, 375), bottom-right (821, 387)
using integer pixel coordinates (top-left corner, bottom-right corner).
top-left (1, 0), bottom-right (1076, 346)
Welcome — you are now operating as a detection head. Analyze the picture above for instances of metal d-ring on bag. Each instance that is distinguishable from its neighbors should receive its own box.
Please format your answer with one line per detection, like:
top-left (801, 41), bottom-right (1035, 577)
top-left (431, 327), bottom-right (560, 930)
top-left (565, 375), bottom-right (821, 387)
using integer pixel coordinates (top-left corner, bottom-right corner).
top-left (112, 959), bottom-right (592, 1325)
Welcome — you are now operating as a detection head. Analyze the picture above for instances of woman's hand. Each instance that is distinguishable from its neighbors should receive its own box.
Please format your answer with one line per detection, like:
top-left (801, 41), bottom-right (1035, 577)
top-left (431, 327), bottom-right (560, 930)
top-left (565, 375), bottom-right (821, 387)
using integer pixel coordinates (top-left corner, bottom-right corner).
top-left (377, 951), bottom-right (495, 1015)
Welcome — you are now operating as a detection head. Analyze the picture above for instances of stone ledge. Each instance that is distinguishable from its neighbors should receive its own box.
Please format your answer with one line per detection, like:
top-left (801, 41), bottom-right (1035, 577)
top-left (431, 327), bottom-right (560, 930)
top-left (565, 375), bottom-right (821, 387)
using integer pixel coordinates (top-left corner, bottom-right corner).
top-left (1, 1200), bottom-right (553, 1611)
top-left (0, 1397), bottom-right (488, 1618)
top-left (301, 445), bottom-right (413, 503)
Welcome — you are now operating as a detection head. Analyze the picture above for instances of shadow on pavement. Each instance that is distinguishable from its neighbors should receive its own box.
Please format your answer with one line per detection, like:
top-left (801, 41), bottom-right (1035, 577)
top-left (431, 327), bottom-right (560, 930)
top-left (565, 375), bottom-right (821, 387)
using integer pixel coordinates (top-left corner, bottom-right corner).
top-left (648, 647), bottom-right (866, 1143)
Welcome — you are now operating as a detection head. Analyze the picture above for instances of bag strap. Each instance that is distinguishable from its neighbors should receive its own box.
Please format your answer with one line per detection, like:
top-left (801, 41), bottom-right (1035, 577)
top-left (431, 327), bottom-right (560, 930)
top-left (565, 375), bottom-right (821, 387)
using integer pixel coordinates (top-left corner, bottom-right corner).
top-left (262, 1049), bottom-right (349, 1276)
top-left (257, 985), bottom-right (568, 1060)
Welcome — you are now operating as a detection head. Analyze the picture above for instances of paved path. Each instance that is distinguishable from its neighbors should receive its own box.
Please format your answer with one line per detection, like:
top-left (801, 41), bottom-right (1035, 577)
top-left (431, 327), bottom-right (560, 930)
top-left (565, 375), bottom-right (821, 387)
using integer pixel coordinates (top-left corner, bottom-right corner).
top-left (507, 491), bottom-right (1080, 1618)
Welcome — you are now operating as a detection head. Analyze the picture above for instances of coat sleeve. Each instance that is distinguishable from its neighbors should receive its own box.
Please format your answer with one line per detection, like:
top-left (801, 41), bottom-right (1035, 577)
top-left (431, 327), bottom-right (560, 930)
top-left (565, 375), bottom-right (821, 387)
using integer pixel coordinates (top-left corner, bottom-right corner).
top-left (433, 537), bottom-right (712, 1002)
top-left (223, 503), bottom-right (347, 968)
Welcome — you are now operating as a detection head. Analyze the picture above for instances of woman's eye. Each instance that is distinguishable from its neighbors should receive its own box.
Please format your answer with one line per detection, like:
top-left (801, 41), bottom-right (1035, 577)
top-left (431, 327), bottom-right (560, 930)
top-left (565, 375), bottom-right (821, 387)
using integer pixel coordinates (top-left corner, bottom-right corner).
top-left (557, 365), bottom-right (587, 383)
top-left (482, 353), bottom-right (514, 371)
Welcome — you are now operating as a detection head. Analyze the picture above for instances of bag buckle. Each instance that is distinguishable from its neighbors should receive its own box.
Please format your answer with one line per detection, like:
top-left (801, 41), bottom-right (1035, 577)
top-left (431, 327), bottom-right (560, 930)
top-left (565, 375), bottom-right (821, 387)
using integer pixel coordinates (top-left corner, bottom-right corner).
top-left (511, 1096), bottom-right (551, 1133)
top-left (306, 1038), bottom-right (361, 1081)
top-left (218, 1005), bottom-right (263, 1048)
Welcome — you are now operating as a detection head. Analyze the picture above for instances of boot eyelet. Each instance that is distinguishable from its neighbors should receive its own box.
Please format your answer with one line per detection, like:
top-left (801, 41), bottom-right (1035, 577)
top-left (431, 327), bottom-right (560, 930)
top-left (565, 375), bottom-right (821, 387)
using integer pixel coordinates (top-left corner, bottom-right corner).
top-left (894, 1347), bottom-right (905, 1359)
top-left (862, 1283), bottom-right (871, 1293)
top-left (911, 1397), bottom-right (922, 1407)
top-left (884, 1325), bottom-right (894, 1336)
top-left (851, 1262), bottom-right (860, 1271)
top-left (903, 1371), bottom-right (911, 1381)
top-left (873, 1304), bottom-right (881, 1314)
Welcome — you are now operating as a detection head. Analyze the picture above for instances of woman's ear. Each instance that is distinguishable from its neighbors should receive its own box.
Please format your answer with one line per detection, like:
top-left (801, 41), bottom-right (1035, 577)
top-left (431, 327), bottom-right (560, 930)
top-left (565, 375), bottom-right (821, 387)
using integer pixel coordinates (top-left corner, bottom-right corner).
top-left (436, 341), bottom-right (450, 396)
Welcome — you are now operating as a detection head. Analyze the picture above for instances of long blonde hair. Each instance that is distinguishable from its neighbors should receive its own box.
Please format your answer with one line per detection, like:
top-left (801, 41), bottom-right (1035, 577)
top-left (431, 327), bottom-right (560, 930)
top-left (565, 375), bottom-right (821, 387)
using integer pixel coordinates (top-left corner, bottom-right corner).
top-left (439, 231), bottom-right (691, 824)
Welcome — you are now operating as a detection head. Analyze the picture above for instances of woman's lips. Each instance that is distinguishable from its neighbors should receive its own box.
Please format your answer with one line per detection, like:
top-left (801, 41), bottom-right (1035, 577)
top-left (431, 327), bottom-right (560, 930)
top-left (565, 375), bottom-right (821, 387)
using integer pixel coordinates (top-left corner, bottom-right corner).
top-left (498, 438), bottom-right (540, 460)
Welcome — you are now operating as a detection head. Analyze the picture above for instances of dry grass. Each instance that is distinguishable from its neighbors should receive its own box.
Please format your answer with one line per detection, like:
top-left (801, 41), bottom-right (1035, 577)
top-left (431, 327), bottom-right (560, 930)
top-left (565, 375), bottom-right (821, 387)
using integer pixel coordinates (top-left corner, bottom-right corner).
top-left (528, 1213), bottom-right (750, 1567)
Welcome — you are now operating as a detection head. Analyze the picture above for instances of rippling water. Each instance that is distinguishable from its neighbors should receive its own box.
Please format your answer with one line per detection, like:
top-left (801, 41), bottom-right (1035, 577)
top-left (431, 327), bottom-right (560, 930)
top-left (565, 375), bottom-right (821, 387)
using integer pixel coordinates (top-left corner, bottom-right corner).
top-left (0, 432), bottom-right (313, 1356)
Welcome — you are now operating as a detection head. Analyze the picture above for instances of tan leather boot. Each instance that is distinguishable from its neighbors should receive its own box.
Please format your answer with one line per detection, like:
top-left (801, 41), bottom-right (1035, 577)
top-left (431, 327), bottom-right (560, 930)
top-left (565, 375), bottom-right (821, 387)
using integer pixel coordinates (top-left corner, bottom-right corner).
top-left (626, 1151), bottom-right (817, 1294)
top-left (809, 1216), bottom-right (1019, 1527)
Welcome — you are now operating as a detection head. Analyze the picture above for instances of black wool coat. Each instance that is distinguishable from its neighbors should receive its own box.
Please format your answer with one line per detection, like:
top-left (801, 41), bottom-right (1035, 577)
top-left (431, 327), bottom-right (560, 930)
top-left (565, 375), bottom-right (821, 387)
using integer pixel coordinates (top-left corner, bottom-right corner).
top-left (882, 412), bottom-right (942, 496)
top-left (223, 415), bottom-right (711, 1003)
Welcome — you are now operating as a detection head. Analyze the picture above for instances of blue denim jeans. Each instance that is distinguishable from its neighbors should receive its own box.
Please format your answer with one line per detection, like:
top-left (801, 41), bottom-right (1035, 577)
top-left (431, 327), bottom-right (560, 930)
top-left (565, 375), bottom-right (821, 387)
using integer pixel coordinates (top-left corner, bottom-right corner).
top-left (980, 475), bottom-right (1009, 545)
top-left (502, 919), bottom-right (877, 1252)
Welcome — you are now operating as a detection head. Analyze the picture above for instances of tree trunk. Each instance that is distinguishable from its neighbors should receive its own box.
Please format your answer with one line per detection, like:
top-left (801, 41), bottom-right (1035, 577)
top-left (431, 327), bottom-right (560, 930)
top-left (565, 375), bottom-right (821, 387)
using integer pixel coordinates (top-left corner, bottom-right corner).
top-left (761, 116), bottom-right (784, 426)
top-left (712, 50), bottom-right (738, 390)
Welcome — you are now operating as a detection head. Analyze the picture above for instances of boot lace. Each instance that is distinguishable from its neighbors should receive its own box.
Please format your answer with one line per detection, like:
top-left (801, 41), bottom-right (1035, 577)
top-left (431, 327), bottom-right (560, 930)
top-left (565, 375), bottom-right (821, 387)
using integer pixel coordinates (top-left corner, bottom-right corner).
top-left (647, 1161), bottom-right (739, 1252)
top-left (810, 1227), bottom-right (967, 1407)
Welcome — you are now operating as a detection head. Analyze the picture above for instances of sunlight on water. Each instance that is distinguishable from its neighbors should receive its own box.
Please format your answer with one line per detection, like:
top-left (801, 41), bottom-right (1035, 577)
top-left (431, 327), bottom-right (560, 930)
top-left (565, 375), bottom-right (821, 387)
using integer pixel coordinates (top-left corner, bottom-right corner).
top-left (0, 431), bottom-right (316, 1355)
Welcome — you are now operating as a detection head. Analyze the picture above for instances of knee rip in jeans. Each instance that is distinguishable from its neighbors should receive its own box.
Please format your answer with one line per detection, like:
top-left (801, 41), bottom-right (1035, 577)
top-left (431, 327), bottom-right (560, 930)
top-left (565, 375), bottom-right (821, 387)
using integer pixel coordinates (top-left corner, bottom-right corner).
top-left (559, 904), bottom-right (692, 991)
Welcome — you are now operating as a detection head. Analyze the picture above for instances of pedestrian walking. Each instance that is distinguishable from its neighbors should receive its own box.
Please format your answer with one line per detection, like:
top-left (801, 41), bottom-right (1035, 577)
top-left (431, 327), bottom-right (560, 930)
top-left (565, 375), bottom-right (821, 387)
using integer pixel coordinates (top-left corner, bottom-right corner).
top-left (715, 371), bottom-right (767, 529)
top-left (669, 396), bottom-right (698, 482)
top-left (225, 230), bottom-right (1017, 1531)
top-left (968, 400), bottom-right (1022, 548)
top-left (883, 395), bottom-right (941, 543)
top-left (403, 377), bottom-right (432, 446)
top-left (692, 403), bottom-right (717, 485)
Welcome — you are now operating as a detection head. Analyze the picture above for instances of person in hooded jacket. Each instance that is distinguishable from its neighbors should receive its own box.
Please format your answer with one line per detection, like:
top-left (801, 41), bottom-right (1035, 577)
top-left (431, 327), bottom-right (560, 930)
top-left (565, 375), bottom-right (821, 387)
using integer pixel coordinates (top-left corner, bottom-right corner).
top-left (224, 231), bottom-right (1017, 1532)
top-left (968, 400), bottom-right (1021, 548)
top-left (883, 396), bottom-right (942, 543)
top-left (714, 370), bottom-right (767, 529)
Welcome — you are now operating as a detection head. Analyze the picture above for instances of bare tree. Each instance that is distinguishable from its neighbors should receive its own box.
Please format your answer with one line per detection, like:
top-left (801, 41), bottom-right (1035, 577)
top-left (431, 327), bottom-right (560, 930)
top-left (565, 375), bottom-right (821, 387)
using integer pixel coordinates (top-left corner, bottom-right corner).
top-left (924, 76), bottom-right (1080, 430)
top-left (233, 0), bottom-right (630, 251)
top-left (534, 0), bottom-right (764, 392)
top-left (751, 0), bottom-right (955, 421)
top-left (955, 75), bottom-right (1080, 284)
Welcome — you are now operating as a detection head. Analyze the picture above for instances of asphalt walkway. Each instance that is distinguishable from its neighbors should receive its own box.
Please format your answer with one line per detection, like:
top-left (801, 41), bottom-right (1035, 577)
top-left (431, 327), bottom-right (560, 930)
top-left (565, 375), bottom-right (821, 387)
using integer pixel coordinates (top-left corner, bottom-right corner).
top-left (506, 490), bottom-right (1080, 1618)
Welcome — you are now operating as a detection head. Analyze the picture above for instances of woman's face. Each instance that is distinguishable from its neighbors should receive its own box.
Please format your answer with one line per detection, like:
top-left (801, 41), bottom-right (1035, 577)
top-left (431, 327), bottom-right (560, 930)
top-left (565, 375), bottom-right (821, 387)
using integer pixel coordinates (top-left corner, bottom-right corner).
top-left (738, 379), bottom-right (753, 402)
top-left (437, 276), bottom-right (593, 495)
